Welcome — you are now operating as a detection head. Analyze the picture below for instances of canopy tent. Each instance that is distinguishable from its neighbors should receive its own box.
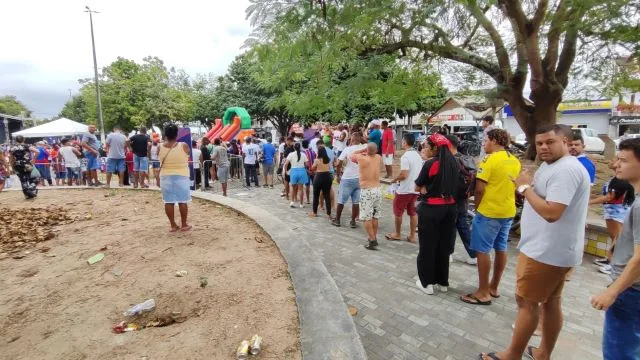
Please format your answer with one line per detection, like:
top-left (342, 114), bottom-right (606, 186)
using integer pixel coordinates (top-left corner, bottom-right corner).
top-left (12, 118), bottom-right (89, 138)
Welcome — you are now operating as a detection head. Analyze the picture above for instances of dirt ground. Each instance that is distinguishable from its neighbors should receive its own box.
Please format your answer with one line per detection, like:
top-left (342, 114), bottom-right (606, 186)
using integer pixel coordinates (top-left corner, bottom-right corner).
top-left (0, 189), bottom-right (300, 360)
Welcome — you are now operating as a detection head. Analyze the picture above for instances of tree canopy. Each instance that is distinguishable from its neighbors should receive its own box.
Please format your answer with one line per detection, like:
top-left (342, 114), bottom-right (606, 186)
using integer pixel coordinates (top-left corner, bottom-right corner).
top-left (0, 96), bottom-right (31, 117)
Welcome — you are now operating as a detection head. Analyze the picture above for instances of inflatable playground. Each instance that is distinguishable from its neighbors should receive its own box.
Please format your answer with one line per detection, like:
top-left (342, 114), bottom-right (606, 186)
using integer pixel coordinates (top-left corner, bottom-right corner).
top-left (203, 107), bottom-right (255, 142)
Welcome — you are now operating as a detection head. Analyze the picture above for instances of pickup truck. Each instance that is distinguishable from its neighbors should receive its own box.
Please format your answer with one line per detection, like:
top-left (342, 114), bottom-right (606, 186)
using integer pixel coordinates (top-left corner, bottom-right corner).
top-left (571, 128), bottom-right (605, 154)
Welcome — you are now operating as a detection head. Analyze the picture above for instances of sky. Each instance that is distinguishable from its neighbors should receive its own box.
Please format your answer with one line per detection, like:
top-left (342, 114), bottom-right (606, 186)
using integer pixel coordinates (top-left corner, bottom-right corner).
top-left (0, 0), bottom-right (252, 119)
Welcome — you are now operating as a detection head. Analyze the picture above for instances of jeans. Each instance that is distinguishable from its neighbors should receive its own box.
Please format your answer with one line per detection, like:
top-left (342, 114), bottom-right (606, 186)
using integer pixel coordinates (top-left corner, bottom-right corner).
top-left (455, 209), bottom-right (475, 258)
top-left (203, 161), bottom-right (211, 187)
top-left (603, 287), bottom-right (640, 359)
top-left (35, 163), bottom-right (52, 185)
top-left (244, 163), bottom-right (258, 186)
top-left (133, 155), bottom-right (149, 172)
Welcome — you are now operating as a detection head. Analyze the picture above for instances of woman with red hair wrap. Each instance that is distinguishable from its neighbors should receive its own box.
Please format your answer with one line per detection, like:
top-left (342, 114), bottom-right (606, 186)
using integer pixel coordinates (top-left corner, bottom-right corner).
top-left (414, 133), bottom-right (461, 295)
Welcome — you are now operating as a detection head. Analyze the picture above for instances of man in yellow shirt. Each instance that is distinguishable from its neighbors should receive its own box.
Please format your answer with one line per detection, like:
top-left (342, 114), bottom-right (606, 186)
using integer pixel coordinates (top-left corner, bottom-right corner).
top-left (461, 129), bottom-right (521, 305)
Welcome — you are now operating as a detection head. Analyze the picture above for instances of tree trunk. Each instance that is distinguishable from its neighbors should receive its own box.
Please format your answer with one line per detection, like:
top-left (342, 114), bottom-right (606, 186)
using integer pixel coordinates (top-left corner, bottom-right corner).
top-left (509, 95), bottom-right (560, 160)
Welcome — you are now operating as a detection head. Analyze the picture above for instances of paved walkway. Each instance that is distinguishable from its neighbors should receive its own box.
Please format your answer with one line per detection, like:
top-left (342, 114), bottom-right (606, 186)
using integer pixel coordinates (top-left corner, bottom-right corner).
top-left (221, 184), bottom-right (606, 359)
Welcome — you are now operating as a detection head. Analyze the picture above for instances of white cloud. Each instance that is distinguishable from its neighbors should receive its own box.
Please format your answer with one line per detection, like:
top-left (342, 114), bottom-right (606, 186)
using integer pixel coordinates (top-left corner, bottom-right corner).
top-left (0, 0), bottom-right (252, 118)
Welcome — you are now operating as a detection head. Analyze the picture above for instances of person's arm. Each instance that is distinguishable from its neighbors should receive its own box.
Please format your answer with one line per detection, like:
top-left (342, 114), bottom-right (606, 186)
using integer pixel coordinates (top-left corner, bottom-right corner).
top-left (181, 142), bottom-right (190, 154)
top-left (72, 147), bottom-right (82, 157)
top-left (592, 203), bottom-right (640, 311)
top-left (414, 161), bottom-right (430, 193)
top-left (513, 170), bottom-right (572, 223)
top-left (392, 156), bottom-right (410, 183)
top-left (311, 159), bottom-right (318, 172)
top-left (589, 193), bottom-right (614, 206)
top-left (147, 139), bottom-right (152, 156)
top-left (474, 180), bottom-right (487, 208)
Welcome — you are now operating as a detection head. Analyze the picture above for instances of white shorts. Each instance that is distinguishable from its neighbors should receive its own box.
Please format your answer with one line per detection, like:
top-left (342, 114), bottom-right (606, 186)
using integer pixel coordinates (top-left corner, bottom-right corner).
top-left (359, 187), bottom-right (382, 221)
top-left (382, 154), bottom-right (393, 166)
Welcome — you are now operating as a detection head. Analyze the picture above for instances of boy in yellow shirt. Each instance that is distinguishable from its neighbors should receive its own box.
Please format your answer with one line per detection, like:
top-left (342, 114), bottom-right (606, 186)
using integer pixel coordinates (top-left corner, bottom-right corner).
top-left (461, 129), bottom-right (521, 305)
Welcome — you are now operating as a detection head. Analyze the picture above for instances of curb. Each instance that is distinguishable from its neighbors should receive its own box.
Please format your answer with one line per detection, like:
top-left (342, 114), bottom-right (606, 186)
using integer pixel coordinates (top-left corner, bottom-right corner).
top-left (11, 187), bottom-right (367, 360)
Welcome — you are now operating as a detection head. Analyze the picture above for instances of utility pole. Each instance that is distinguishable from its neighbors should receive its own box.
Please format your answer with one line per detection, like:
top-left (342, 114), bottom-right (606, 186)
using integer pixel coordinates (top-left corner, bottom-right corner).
top-left (85, 6), bottom-right (106, 144)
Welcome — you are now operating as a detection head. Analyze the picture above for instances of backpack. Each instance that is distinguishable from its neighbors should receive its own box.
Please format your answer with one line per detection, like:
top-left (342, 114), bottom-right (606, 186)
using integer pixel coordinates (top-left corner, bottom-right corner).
top-left (455, 154), bottom-right (476, 201)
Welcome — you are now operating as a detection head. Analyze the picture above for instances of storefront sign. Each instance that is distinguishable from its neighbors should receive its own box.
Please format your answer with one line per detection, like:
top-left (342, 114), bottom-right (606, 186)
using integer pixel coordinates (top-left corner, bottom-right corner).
top-left (429, 114), bottom-right (464, 123)
top-left (504, 100), bottom-right (612, 116)
top-left (610, 116), bottom-right (640, 125)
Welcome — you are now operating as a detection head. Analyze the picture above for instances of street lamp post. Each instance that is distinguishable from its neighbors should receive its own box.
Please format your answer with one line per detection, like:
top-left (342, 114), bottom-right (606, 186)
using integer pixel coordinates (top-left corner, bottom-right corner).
top-left (85, 6), bottom-right (106, 144)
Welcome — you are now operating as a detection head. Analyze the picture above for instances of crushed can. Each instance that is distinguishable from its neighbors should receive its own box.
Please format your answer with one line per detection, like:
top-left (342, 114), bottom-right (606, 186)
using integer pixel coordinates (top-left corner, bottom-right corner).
top-left (250, 335), bottom-right (263, 355)
top-left (236, 340), bottom-right (250, 360)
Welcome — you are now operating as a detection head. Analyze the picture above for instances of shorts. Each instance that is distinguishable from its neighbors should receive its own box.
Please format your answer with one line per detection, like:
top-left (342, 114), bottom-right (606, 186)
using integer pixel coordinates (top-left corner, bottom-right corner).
top-left (84, 152), bottom-right (100, 170)
top-left (393, 193), bottom-right (418, 217)
top-left (289, 167), bottom-right (308, 185)
top-left (217, 165), bottom-right (230, 183)
top-left (151, 160), bottom-right (160, 169)
top-left (56, 171), bottom-right (67, 179)
top-left (160, 175), bottom-right (191, 204)
top-left (382, 154), bottom-right (393, 165)
top-left (359, 187), bottom-right (382, 221)
top-left (66, 167), bottom-right (81, 180)
top-left (35, 164), bottom-right (51, 179)
top-left (603, 204), bottom-right (630, 223)
top-left (106, 158), bottom-right (126, 173)
top-left (133, 155), bottom-right (149, 172)
top-left (470, 212), bottom-right (512, 253)
top-left (515, 253), bottom-right (571, 303)
top-left (338, 178), bottom-right (361, 205)
top-left (263, 163), bottom-right (274, 176)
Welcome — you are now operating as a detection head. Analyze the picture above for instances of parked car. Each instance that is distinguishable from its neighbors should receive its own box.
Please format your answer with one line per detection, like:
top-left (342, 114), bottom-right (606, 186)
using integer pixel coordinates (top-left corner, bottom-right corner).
top-left (514, 133), bottom-right (527, 146)
top-left (571, 128), bottom-right (605, 154)
top-left (614, 133), bottom-right (640, 149)
top-left (402, 129), bottom-right (426, 147)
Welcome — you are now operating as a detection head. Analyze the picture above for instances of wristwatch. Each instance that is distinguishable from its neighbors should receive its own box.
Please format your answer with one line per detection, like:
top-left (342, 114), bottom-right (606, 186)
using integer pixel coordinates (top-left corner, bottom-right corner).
top-left (517, 184), bottom-right (531, 194)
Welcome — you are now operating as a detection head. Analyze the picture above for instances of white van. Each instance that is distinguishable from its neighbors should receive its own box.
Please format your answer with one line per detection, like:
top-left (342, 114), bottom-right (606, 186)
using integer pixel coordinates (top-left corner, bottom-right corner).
top-left (571, 128), bottom-right (605, 154)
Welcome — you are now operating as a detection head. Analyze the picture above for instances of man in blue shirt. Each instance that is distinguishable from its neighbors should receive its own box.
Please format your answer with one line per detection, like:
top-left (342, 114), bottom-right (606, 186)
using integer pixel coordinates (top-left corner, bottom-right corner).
top-left (569, 135), bottom-right (596, 185)
top-left (261, 138), bottom-right (277, 188)
top-left (367, 120), bottom-right (382, 154)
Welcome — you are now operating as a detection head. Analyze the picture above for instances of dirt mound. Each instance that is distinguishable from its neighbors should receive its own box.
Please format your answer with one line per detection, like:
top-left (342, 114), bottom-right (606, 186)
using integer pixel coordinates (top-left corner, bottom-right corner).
top-left (0, 207), bottom-right (77, 256)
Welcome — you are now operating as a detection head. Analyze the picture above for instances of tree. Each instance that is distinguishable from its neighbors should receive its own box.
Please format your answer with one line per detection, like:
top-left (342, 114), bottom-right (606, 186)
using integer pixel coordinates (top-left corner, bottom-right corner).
top-left (248, 0), bottom-right (639, 157)
top-left (59, 95), bottom-right (89, 122)
top-left (0, 95), bottom-right (31, 117)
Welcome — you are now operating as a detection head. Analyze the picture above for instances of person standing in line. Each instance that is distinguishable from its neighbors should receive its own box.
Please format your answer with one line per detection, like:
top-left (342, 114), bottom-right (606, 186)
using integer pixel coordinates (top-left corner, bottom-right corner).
top-left (309, 146), bottom-right (333, 219)
top-left (280, 136), bottom-right (295, 199)
top-left (81, 124), bottom-right (102, 186)
top-left (590, 176), bottom-right (635, 275)
top-left (317, 141), bottom-right (336, 214)
top-left (284, 142), bottom-right (309, 208)
top-left (333, 132), bottom-right (367, 228)
top-left (414, 133), bottom-right (460, 295)
top-left (385, 133), bottom-right (422, 243)
top-left (367, 120), bottom-right (382, 154)
top-left (569, 134), bottom-right (596, 185)
top-left (34, 141), bottom-right (52, 186)
top-left (9, 135), bottom-right (39, 199)
top-left (302, 139), bottom-right (316, 204)
top-left (200, 137), bottom-right (212, 188)
top-left (333, 125), bottom-right (348, 158)
top-left (242, 137), bottom-right (261, 187)
top-left (212, 138), bottom-right (230, 197)
top-left (128, 126), bottom-right (152, 188)
top-left (0, 147), bottom-right (8, 192)
top-left (446, 134), bottom-right (477, 265)
top-left (50, 144), bottom-right (66, 186)
top-left (191, 140), bottom-right (202, 188)
top-left (309, 132), bottom-right (321, 155)
top-left (261, 138), bottom-right (276, 188)
top-left (158, 123), bottom-right (192, 232)
top-left (479, 115), bottom-right (497, 158)
top-left (461, 129), bottom-right (521, 306)
top-left (150, 141), bottom-right (161, 187)
top-left (591, 138), bottom-right (640, 360)
top-left (351, 142), bottom-right (383, 249)
top-left (381, 120), bottom-right (395, 178)
top-left (105, 126), bottom-right (127, 188)
top-left (480, 124), bottom-right (590, 360)
top-left (59, 138), bottom-right (82, 186)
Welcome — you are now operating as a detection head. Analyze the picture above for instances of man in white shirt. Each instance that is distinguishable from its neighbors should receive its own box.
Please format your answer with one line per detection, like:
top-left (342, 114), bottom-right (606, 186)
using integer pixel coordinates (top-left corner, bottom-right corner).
top-left (385, 133), bottom-right (422, 243)
top-left (242, 137), bottom-right (261, 187)
top-left (333, 125), bottom-right (348, 157)
top-left (333, 131), bottom-right (367, 228)
top-left (58, 138), bottom-right (82, 186)
top-left (482, 124), bottom-right (590, 360)
top-left (191, 140), bottom-right (202, 188)
top-left (309, 132), bottom-right (322, 155)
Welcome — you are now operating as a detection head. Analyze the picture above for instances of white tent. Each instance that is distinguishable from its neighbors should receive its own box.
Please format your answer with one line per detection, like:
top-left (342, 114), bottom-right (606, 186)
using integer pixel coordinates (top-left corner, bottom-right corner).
top-left (12, 118), bottom-right (89, 138)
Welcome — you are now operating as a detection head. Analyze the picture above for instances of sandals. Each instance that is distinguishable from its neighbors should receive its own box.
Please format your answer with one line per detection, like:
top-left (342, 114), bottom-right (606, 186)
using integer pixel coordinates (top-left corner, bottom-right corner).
top-left (460, 294), bottom-right (492, 306)
top-left (385, 233), bottom-right (402, 241)
top-left (180, 225), bottom-right (192, 232)
top-left (478, 353), bottom-right (501, 360)
top-left (524, 346), bottom-right (537, 360)
top-left (406, 237), bottom-right (417, 244)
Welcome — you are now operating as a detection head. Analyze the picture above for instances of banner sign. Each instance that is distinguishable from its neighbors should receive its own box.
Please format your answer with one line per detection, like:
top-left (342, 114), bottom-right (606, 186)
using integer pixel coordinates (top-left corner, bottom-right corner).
top-left (504, 101), bottom-right (612, 116)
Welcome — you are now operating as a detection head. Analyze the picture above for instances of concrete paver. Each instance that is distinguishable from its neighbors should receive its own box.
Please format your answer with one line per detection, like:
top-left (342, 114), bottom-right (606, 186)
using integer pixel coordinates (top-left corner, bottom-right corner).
top-left (220, 184), bottom-right (608, 360)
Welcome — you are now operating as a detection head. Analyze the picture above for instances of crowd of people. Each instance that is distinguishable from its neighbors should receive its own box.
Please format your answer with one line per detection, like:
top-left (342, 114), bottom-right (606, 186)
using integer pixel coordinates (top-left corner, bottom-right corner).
top-left (1, 116), bottom-right (639, 359)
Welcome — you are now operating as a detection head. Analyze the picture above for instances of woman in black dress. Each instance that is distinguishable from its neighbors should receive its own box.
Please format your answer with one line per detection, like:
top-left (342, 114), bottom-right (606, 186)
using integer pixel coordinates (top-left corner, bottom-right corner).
top-left (414, 133), bottom-right (460, 295)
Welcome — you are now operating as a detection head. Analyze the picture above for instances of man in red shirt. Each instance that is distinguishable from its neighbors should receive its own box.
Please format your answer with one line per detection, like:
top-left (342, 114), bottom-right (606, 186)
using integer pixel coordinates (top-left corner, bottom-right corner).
top-left (381, 120), bottom-right (395, 178)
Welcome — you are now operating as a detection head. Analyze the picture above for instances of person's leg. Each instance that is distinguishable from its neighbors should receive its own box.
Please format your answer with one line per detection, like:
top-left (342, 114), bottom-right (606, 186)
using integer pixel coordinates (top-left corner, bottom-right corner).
top-left (385, 164), bottom-right (392, 178)
top-left (491, 296), bottom-right (540, 360)
top-left (372, 218), bottom-right (379, 240)
top-left (456, 209), bottom-right (476, 259)
top-left (312, 181), bottom-right (321, 215)
top-left (532, 296), bottom-right (563, 360)
top-left (389, 195), bottom-right (404, 239)
top-left (298, 182), bottom-right (304, 204)
top-left (333, 182), bottom-right (347, 225)
top-left (463, 214), bottom-right (495, 302)
top-left (178, 203), bottom-right (189, 228)
top-left (106, 172), bottom-right (112, 188)
top-left (222, 182), bottom-right (228, 196)
top-left (351, 183), bottom-right (361, 224)
top-left (118, 171), bottom-right (125, 186)
top-left (603, 288), bottom-right (640, 360)
top-left (321, 176), bottom-right (332, 216)
top-left (363, 220), bottom-right (375, 240)
top-left (605, 219), bottom-right (623, 260)
top-left (305, 183), bottom-right (310, 204)
top-left (244, 164), bottom-right (251, 186)
top-left (291, 184), bottom-right (298, 205)
top-left (417, 205), bottom-right (440, 287)
top-left (409, 215), bottom-right (417, 241)
top-left (435, 206), bottom-right (456, 287)
top-left (252, 165), bottom-right (259, 186)
top-left (165, 204), bottom-right (179, 229)
top-left (489, 218), bottom-right (513, 296)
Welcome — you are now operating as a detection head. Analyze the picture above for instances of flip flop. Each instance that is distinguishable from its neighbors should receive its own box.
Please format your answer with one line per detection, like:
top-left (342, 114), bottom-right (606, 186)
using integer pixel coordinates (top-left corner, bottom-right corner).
top-left (406, 237), bottom-right (417, 244)
top-left (490, 292), bottom-right (501, 298)
top-left (169, 227), bottom-right (179, 233)
top-left (385, 233), bottom-right (402, 241)
top-left (479, 353), bottom-right (501, 360)
top-left (524, 346), bottom-right (537, 360)
top-left (180, 225), bottom-right (192, 232)
top-left (460, 294), bottom-right (492, 306)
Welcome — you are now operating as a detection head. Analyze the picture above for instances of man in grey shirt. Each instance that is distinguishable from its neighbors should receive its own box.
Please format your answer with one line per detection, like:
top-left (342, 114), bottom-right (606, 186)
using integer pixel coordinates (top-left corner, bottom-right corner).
top-left (81, 125), bottom-right (102, 186)
top-left (211, 138), bottom-right (229, 196)
top-left (482, 124), bottom-right (590, 360)
top-left (592, 138), bottom-right (640, 359)
top-left (105, 126), bottom-right (127, 188)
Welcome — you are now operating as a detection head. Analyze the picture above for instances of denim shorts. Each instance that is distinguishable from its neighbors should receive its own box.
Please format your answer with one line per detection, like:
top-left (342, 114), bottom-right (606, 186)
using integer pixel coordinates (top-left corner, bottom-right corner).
top-left (603, 204), bottom-right (630, 223)
top-left (133, 155), bottom-right (149, 172)
top-left (263, 163), bottom-right (274, 175)
top-left (151, 160), bottom-right (160, 169)
top-left (338, 178), bottom-right (361, 205)
top-left (217, 165), bottom-right (230, 183)
top-left (603, 287), bottom-right (640, 359)
top-left (470, 212), bottom-right (512, 253)
top-left (66, 167), bottom-right (81, 180)
top-left (84, 152), bottom-right (100, 170)
top-left (106, 158), bottom-right (126, 173)
top-left (160, 175), bottom-right (191, 204)
top-left (289, 167), bottom-right (308, 185)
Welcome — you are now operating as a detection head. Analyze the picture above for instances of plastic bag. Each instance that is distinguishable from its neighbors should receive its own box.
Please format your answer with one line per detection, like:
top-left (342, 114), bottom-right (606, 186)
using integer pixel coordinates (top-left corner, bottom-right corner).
top-left (385, 182), bottom-right (399, 199)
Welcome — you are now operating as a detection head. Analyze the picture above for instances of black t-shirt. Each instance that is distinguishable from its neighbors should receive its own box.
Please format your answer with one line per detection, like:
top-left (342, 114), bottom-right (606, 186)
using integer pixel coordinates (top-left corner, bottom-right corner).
top-left (414, 159), bottom-right (455, 205)
top-left (200, 145), bottom-right (211, 161)
top-left (129, 134), bottom-right (151, 157)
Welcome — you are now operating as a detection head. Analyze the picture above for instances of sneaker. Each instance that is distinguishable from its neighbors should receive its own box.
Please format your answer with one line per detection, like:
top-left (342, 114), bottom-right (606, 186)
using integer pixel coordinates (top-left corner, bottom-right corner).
top-left (415, 279), bottom-right (434, 295)
top-left (364, 240), bottom-right (379, 250)
top-left (290, 202), bottom-right (295, 208)
top-left (438, 285), bottom-right (448, 293)
top-left (594, 258), bottom-right (609, 265)
top-left (466, 257), bottom-right (478, 265)
top-left (599, 264), bottom-right (612, 275)
top-left (299, 204), bottom-right (304, 209)
top-left (331, 219), bottom-right (341, 227)
top-left (449, 255), bottom-right (453, 263)
top-left (350, 220), bottom-right (357, 229)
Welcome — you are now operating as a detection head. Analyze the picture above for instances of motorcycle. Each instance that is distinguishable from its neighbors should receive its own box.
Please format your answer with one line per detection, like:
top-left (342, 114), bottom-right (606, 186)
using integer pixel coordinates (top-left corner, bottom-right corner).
top-left (466, 192), bottom-right (524, 238)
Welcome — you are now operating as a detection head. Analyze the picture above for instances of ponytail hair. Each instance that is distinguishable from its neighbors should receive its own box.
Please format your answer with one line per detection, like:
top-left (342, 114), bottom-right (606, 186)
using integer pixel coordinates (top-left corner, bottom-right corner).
top-left (294, 142), bottom-right (301, 162)
top-left (427, 137), bottom-right (459, 198)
